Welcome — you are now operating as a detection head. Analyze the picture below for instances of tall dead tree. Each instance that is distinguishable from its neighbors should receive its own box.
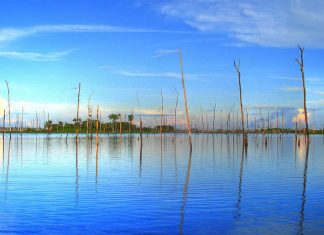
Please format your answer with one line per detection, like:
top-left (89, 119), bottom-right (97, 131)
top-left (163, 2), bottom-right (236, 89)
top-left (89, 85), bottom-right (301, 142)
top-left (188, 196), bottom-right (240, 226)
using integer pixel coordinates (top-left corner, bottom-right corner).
top-left (234, 60), bottom-right (247, 145)
top-left (5, 81), bottom-right (11, 138)
top-left (173, 89), bottom-right (179, 142)
top-left (178, 49), bottom-right (192, 149)
top-left (21, 107), bottom-right (24, 133)
top-left (160, 90), bottom-right (163, 135)
top-left (3, 109), bottom-right (5, 137)
top-left (96, 106), bottom-right (99, 144)
top-left (212, 104), bottom-right (216, 134)
top-left (200, 107), bottom-right (205, 132)
top-left (296, 46), bottom-right (309, 141)
top-left (76, 82), bottom-right (81, 139)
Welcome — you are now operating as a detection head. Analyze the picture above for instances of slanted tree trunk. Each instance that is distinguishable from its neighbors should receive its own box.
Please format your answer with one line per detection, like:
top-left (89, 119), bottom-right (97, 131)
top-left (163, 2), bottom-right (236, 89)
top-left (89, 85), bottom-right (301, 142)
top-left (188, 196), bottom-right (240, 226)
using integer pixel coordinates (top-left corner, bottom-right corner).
top-left (179, 49), bottom-right (192, 149)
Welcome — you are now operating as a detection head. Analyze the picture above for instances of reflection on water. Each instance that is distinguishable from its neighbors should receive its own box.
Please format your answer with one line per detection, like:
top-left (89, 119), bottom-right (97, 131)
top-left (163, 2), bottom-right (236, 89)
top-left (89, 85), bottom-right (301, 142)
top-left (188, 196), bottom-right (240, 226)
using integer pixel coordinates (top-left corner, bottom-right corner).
top-left (179, 148), bottom-right (192, 235)
top-left (0, 133), bottom-right (324, 234)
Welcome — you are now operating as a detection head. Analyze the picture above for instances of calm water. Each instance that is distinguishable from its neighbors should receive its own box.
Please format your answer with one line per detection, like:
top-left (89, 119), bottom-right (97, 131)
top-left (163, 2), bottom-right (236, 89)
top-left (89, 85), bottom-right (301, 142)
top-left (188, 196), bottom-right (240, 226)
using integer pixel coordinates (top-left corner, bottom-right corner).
top-left (0, 133), bottom-right (323, 234)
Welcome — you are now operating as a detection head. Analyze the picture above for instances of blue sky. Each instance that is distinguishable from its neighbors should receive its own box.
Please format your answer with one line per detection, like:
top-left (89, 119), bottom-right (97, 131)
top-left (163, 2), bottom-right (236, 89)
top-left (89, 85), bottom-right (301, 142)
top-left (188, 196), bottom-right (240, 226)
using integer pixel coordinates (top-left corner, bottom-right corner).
top-left (0, 0), bottom-right (323, 129)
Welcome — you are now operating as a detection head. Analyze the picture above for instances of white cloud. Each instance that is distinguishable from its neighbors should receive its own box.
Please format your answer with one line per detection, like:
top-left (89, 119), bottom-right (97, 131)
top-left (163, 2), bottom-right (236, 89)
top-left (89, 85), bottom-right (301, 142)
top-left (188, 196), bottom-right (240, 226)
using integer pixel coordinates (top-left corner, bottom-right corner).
top-left (158, 0), bottom-right (324, 47)
top-left (293, 108), bottom-right (310, 123)
top-left (0, 50), bottom-right (71, 61)
top-left (102, 68), bottom-right (219, 81)
top-left (0, 24), bottom-right (187, 43)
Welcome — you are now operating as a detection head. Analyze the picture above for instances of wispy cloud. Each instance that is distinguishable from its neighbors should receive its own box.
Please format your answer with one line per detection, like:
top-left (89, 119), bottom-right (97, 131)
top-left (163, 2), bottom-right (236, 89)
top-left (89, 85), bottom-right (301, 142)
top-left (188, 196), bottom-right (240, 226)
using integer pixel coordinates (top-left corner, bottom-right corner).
top-left (0, 24), bottom-right (189, 43)
top-left (0, 50), bottom-right (71, 61)
top-left (116, 70), bottom-right (181, 79)
top-left (248, 104), bottom-right (296, 111)
top-left (157, 0), bottom-right (324, 47)
top-left (101, 67), bottom-right (219, 81)
top-left (153, 49), bottom-right (178, 58)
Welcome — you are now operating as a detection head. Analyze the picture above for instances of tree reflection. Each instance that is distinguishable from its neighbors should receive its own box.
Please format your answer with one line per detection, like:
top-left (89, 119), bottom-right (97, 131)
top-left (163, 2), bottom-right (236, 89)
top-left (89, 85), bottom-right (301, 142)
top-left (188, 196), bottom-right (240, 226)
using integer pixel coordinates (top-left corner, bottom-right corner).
top-left (299, 139), bottom-right (309, 234)
top-left (179, 148), bottom-right (192, 235)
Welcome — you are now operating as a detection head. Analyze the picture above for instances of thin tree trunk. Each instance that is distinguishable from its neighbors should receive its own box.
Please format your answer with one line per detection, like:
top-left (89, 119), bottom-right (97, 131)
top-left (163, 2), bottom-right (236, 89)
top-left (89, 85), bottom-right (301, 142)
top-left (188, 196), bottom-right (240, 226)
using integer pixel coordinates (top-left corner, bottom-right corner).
top-left (96, 106), bottom-right (99, 144)
top-left (173, 89), bottom-right (179, 141)
top-left (213, 104), bottom-right (216, 134)
top-left (5, 81), bottom-right (11, 138)
top-left (221, 108), bottom-right (223, 132)
top-left (119, 114), bottom-right (122, 137)
top-left (234, 60), bottom-right (246, 145)
top-left (296, 46), bottom-right (309, 141)
top-left (21, 107), bottom-right (24, 134)
top-left (179, 49), bottom-right (192, 149)
top-left (276, 107), bottom-right (279, 134)
top-left (76, 83), bottom-right (81, 139)
top-left (3, 109), bottom-right (5, 136)
top-left (201, 107), bottom-right (204, 132)
top-left (282, 112), bottom-right (284, 134)
top-left (160, 90), bottom-right (163, 135)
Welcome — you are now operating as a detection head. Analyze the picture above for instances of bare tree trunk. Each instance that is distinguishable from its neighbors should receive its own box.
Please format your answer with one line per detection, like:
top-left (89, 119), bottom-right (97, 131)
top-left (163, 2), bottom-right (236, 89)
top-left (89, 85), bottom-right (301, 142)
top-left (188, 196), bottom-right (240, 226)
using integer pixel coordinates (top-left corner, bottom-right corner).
top-left (96, 106), bottom-right (99, 144)
top-left (87, 97), bottom-right (91, 138)
top-left (234, 60), bottom-right (247, 146)
top-left (178, 49), bottom-right (192, 149)
top-left (277, 107), bottom-right (279, 134)
top-left (281, 112), bottom-right (284, 135)
top-left (21, 107), bottom-right (24, 134)
top-left (3, 109), bottom-right (5, 137)
top-left (5, 81), bottom-right (11, 138)
top-left (205, 112), bottom-right (208, 132)
top-left (221, 108), bottom-right (223, 132)
top-left (76, 83), bottom-right (81, 139)
top-left (160, 90), bottom-right (163, 136)
top-left (246, 109), bottom-right (249, 131)
top-left (138, 97), bottom-right (143, 146)
top-left (296, 46), bottom-right (309, 141)
top-left (213, 104), bottom-right (216, 134)
top-left (119, 113), bottom-right (122, 137)
top-left (173, 89), bottom-right (179, 142)
top-left (200, 107), bottom-right (204, 132)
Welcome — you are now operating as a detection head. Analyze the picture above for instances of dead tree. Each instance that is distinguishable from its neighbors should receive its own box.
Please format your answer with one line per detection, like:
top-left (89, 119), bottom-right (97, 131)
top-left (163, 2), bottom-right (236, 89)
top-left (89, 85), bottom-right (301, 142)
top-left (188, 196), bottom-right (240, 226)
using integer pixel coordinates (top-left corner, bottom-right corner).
top-left (296, 46), bottom-right (309, 141)
top-left (212, 104), bottom-right (216, 134)
top-left (178, 49), bottom-right (192, 149)
top-left (160, 90), bottom-right (164, 135)
top-left (173, 89), bottom-right (179, 142)
top-left (234, 60), bottom-right (247, 146)
top-left (5, 81), bottom-right (11, 138)
top-left (76, 82), bottom-right (81, 139)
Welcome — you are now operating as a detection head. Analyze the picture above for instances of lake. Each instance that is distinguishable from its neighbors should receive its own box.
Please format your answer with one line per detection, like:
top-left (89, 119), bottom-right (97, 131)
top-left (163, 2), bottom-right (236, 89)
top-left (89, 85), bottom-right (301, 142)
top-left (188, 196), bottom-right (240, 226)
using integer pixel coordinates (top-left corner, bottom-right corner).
top-left (0, 133), bottom-right (323, 234)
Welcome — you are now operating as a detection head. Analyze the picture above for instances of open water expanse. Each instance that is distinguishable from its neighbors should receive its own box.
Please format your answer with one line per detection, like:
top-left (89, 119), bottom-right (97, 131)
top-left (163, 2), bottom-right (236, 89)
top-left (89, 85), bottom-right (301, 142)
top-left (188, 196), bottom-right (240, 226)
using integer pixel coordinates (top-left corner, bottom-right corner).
top-left (0, 133), bottom-right (323, 234)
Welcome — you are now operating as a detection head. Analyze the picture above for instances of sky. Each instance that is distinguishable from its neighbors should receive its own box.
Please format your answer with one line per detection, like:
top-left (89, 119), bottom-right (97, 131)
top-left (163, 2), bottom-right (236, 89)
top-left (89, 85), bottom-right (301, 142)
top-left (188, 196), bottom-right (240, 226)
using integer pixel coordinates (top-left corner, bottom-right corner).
top-left (0, 0), bottom-right (324, 129)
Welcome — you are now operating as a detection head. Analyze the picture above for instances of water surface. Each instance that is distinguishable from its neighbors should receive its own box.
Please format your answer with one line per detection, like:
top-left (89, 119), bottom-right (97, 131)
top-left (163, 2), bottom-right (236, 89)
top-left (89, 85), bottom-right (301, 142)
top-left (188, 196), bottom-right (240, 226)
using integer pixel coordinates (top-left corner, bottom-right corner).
top-left (0, 134), bottom-right (323, 234)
